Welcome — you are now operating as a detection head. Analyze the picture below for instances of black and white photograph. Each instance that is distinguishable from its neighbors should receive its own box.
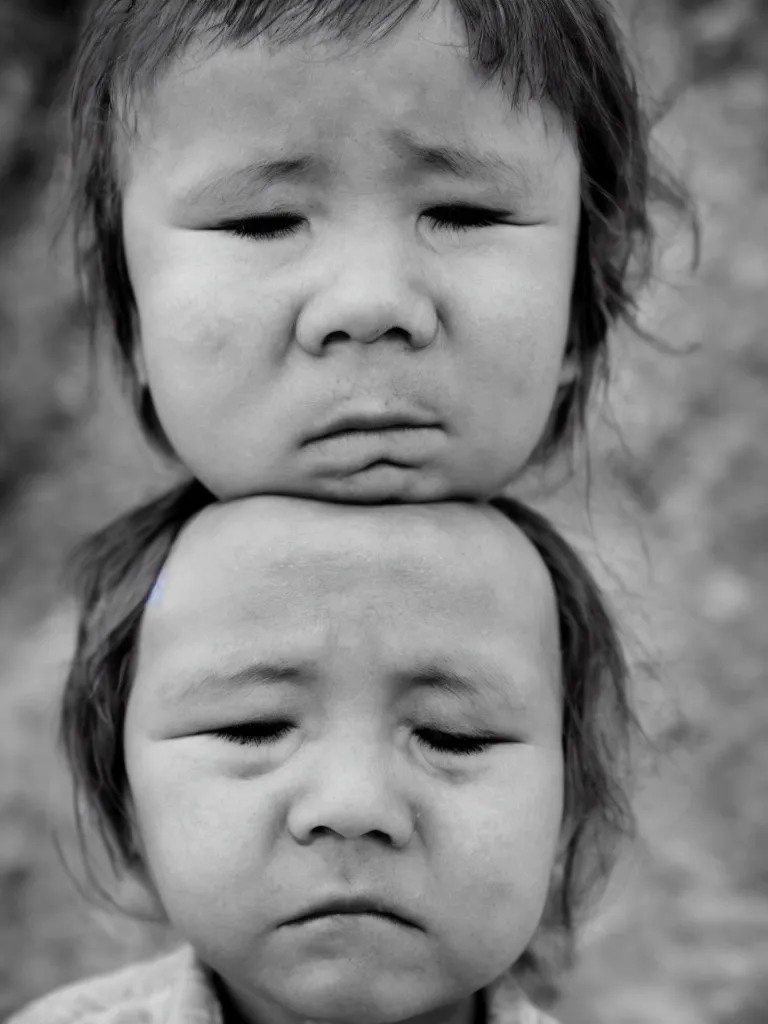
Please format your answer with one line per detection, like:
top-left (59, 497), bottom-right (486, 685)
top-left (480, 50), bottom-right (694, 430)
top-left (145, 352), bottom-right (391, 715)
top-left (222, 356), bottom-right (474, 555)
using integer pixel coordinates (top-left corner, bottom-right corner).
top-left (0, 2), bottom-right (765, 1022)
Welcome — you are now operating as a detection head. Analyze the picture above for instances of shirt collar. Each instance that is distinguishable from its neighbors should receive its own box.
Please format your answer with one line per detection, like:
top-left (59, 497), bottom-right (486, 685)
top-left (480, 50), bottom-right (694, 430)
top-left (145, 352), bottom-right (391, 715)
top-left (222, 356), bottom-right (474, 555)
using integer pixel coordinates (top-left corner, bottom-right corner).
top-left (166, 946), bottom-right (223, 1024)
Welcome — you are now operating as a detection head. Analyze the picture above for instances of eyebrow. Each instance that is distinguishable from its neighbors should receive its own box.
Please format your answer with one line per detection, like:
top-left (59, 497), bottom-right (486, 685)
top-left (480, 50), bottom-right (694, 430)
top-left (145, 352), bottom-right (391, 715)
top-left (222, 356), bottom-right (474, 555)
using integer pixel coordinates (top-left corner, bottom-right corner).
top-left (162, 658), bottom-right (525, 712)
top-left (176, 133), bottom-right (545, 209)
top-left (176, 156), bottom-right (317, 209)
top-left (162, 660), bottom-right (313, 704)
top-left (387, 128), bottom-right (547, 192)
top-left (403, 663), bottom-right (526, 710)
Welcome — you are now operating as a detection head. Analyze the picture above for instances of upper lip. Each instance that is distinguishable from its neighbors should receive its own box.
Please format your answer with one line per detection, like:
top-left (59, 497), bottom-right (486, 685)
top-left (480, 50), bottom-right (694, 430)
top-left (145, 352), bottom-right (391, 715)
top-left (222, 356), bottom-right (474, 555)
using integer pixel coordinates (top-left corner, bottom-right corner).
top-left (305, 412), bottom-right (441, 444)
top-left (283, 896), bottom-right (421, 928)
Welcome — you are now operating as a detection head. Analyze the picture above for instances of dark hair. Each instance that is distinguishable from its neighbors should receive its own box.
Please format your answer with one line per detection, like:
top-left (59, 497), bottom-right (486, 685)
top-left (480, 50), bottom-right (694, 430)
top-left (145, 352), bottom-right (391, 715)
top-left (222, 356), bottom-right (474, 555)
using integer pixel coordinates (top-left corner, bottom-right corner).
top-left (70, 0), bottom-right (691, 462)
top-left (61, 483), bottom-right (637, 993)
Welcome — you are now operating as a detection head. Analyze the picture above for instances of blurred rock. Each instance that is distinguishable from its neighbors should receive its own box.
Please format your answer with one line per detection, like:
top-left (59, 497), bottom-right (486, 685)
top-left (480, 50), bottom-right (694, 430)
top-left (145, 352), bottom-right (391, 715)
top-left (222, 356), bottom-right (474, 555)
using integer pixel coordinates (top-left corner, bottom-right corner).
top-left (0, 0), bottom-right (87, 506)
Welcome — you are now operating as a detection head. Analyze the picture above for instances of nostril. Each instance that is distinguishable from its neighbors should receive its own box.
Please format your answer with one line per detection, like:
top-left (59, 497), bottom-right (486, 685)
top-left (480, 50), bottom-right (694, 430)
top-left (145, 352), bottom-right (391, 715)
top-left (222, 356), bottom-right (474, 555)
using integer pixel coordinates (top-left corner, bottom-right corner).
top-left (322, 330), bottom-right (353, 346)
top-left (309, 825), bottom-right (335, 837)
top-left (321, 326), bottom-right (413, 347)
top-left (308, 825), bottom-right (396, 844)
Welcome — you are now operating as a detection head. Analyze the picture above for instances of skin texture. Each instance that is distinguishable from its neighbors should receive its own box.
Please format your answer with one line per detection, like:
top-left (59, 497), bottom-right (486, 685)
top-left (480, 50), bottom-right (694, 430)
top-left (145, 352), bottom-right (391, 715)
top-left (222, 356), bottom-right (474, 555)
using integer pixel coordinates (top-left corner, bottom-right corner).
top-left (124, 497), bottom-right (565, 1024)
top-left (121, 0), bottom-right (581, 502)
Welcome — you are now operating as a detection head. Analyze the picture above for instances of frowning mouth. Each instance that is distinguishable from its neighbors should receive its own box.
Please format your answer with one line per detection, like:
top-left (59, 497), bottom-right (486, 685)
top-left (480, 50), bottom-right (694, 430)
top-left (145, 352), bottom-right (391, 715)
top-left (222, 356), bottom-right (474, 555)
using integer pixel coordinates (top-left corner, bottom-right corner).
top-left (284, 897), bottom-right (421, 929)
top-left (304, 413), bottom-right (442, 447)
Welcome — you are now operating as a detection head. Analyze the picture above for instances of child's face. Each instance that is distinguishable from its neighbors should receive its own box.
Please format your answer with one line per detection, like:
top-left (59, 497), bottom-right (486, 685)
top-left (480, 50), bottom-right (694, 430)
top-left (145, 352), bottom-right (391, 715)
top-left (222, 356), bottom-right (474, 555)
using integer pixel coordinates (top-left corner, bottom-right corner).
top-left (121, 0), bottom-right (581, 502)
top-left (124, 498), bottom-right (564, 1024)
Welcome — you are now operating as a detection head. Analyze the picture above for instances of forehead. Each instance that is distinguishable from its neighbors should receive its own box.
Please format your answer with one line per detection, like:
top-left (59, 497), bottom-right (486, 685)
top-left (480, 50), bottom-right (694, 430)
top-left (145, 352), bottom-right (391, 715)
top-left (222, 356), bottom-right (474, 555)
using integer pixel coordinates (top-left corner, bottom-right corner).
top-left (140, 498), bottom-right (557, 671)
top-left (120, 0), bottom-right (575, 183)
top-left (138, 2), bottom-right (478, 122)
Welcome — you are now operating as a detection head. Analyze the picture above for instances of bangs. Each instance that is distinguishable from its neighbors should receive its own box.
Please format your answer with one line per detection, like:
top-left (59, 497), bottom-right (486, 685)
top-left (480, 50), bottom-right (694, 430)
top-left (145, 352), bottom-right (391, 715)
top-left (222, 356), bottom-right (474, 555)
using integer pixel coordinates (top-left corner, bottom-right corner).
top-left (90, 0), bottom-right (613, 123)
top-left (113, 0), bottom-right (424, 95)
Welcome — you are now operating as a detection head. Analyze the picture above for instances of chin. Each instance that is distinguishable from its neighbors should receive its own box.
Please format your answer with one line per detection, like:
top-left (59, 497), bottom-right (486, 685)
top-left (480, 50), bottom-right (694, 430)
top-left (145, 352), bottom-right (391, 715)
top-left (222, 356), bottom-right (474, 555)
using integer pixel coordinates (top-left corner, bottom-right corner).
top-left (273, 966), bottom-right (441, 1024)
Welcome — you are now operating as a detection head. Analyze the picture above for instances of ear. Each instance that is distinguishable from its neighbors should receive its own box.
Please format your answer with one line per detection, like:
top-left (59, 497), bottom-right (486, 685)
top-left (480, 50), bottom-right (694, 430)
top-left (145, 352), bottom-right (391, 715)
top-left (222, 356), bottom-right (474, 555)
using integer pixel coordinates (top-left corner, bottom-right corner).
top-left (130, 347), bottom-right (178, 458)
top-left (555, 818), bottom-right (577, 861)
top-left (556, 787), bottom-right (581, 852)
top-left (114, 860), bottom-right (169, 923)
top-left (132, 339), bottom-right (149, 389)
top-left (115, 799), bottom-right (168, 923)
top-left (557, 347), bottom-right (579, 387)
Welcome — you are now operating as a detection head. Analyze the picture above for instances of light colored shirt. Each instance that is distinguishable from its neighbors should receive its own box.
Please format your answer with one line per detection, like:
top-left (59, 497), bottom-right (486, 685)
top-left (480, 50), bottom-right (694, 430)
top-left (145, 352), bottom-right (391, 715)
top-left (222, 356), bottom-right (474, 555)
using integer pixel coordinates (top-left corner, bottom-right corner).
top-left (7, 945), bottom-right (561, 1024)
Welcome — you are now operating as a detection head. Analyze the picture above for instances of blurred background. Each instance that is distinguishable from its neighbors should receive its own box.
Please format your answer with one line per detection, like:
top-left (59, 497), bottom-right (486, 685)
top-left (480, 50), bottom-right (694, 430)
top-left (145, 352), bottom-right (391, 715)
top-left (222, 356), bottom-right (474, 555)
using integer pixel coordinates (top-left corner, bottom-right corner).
top-left (0, 1), bottom-right (766, 1021)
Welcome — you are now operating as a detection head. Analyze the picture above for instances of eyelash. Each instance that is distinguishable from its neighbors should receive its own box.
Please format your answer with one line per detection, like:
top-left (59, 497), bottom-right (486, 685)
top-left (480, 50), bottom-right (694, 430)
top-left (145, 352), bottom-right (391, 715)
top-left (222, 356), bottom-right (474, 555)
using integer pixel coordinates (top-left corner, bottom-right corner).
top-left (215, 721), bottom-right (494, 756)
top-left (415, 728), bottom-right (496, 756)
top-left (220, 205), bottom-right (507, 240)
top-left (215, 720), bottom-right (293, 746)
top-left (224, 214), bottom-right (302, 240)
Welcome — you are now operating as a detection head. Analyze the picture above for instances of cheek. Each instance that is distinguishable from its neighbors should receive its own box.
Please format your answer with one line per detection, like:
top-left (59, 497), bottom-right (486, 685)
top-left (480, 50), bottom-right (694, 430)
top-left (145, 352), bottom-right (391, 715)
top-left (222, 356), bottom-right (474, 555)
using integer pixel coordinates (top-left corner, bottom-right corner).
top-left (127, 744), bottom-right (275, 917)
top-left (449, 234), bottom-right (576, 388)
top-left (130, 270), bottom-right (290, 451)
top-left (125, 224), bottom-right (286, 390)
top-left (431, 751), bottom-right (564, 940)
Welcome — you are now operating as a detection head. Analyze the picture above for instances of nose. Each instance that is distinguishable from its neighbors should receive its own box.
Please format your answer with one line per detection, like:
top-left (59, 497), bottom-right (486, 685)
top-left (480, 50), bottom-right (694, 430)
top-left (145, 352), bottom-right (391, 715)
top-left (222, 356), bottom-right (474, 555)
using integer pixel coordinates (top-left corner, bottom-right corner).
top-left (287, 734), bottom-right (414, 848)
top-left (294, 231), bottom-right (438, 355)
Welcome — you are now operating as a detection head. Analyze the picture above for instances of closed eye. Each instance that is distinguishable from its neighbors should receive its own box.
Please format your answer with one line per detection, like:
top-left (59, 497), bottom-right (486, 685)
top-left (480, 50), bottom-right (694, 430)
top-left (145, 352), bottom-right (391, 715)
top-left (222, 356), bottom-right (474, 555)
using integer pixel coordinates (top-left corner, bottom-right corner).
top-left (415, 728), bottom-right (499, 756)
top-left (219, 213), bottom-right (304, 240)
top-left (423, 204), bottom-right (512, 232)
top-left (214, 720), bottom-right (294, 746)
top-left (217, 204), bottom-right (512, 241)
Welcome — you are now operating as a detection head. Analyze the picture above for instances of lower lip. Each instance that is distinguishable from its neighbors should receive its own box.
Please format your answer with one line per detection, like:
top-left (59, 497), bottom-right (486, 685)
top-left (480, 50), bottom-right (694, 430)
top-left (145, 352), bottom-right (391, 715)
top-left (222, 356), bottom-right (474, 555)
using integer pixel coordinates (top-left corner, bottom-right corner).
top-left (304, 426), bottom-right (442, 464)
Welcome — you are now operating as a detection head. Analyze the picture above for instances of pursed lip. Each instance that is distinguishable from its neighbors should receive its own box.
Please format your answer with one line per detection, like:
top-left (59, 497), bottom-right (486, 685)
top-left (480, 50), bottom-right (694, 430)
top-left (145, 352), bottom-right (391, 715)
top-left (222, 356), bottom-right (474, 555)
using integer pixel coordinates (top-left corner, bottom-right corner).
top-left (304, 411), bottom-right (442, 446)
top-left (282, 896), bottom-right (422, 930)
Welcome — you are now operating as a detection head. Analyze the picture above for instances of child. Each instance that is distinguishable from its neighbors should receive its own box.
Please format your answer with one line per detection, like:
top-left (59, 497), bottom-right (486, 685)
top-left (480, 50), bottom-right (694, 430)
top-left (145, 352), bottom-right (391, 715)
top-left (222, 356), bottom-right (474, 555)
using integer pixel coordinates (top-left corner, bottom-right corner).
top-left (70, 0), bottom-right (679, 503)
top-left (17, 0), bottom-right (658, 1014)
top-left (11, 492), bottom-right (634, 1023)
